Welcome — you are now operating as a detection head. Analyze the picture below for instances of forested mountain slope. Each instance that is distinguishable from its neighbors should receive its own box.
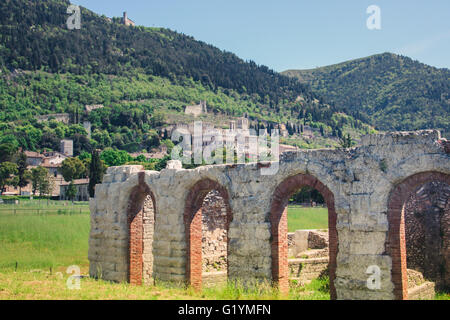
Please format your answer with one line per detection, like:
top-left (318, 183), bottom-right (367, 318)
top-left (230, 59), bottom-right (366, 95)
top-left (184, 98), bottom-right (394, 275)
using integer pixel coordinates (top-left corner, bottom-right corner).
top-left (283, 53), bottom-right (450, 137)
top-left (0, 0), bottom-right (373, 154)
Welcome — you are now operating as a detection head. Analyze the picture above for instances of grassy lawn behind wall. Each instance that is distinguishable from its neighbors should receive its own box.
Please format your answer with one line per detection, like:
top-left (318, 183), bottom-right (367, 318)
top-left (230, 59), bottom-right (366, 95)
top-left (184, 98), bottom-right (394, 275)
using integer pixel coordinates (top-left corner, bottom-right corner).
top-left (287, 206), bottom-right (328, 232)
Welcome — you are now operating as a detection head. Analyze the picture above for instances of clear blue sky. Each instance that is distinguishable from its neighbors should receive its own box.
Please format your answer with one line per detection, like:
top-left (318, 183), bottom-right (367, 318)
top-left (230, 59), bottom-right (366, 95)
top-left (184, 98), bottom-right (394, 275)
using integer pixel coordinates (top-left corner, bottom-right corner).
top-left (71, 0), bottom-right (450, 72)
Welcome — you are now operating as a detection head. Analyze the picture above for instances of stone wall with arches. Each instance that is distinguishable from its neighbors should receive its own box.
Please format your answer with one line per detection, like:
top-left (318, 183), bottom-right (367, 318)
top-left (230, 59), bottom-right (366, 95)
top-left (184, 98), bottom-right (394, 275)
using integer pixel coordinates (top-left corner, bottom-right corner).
top-left (88, 130), bottom-right (450, 300)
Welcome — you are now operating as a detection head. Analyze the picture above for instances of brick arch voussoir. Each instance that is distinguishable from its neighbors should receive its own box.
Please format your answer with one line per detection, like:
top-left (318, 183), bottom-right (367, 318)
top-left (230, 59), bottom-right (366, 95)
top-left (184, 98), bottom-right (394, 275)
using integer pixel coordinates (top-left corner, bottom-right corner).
top-left (387, 171), bottom-right (450, 300)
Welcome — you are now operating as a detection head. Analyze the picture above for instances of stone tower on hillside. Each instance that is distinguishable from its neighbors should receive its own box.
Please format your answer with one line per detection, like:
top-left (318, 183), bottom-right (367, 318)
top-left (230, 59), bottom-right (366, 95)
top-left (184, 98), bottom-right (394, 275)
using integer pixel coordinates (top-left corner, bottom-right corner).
top-left (122, 12), bottom-right (135, 27)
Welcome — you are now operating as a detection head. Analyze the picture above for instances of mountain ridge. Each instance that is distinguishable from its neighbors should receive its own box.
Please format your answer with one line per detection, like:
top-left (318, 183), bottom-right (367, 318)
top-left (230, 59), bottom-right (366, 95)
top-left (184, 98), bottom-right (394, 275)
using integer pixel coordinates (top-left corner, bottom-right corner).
top-left (282, 52), bottom-right (450, 137)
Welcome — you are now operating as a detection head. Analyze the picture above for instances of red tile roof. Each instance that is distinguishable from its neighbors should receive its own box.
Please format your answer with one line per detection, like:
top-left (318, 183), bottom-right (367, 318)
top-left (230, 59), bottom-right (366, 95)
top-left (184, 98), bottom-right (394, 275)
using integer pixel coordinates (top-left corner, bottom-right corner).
top-left (24, 151), bottom-right (44, 158)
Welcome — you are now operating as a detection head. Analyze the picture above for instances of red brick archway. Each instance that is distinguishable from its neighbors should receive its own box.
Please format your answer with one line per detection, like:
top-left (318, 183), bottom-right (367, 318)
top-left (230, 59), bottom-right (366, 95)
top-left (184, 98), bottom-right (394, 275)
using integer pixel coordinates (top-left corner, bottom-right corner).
top-left (127, 172), bottom-right (156, 285)
top-left (184, 179), bottom-right (232, 290)
top-left (386, 171), bottom-right (450, 300)
top-left (270, 174), bottom-right (338, 299)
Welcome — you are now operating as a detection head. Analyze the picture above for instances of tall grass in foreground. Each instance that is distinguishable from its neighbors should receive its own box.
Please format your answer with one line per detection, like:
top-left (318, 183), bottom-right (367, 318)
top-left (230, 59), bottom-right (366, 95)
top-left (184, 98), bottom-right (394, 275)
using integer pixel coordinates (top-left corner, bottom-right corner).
top-left (0, 269), bottom-right (330, 300)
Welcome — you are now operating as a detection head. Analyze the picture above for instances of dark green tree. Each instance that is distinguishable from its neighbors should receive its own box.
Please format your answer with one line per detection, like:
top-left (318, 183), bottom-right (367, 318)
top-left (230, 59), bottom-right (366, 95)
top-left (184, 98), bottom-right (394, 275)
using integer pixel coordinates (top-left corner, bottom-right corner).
top-left (15, 151), bottom-right (30, 195)
top-left (61, 157), bottom-right (86, 182)
top-left (339, 133), bottom-right (353, 148)
top-left (88, 149), bottom-right (105, 198)
top-left (0, 143), bottom-right (18, 163)
top-left (30, 166), bottom-right (51, 197)
top-left (0, 162), bottom-right (18, 194)
top-left (66, 182), bottom-right (77, 203)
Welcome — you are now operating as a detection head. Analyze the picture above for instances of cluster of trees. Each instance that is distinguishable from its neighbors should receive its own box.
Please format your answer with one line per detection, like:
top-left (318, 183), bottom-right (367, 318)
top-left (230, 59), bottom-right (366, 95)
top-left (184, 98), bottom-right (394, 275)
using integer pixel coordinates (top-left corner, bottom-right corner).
top-left (30, 166), bottom-right (54, 198)
top-left (285, 53), bottom-right (450, 137)
top-left (0, 140), bottom-right (107, 200)
top-left (0, 146), bottom-right (54, 197)
top-left (339, 133), bottom-right (354, 148)
top-left (98, 148), bottom-right (171, 171)
top-left (0, 72), bottom-right (183, 155)
top-left (60, 150), bottom-right (106, 200)
top-left (0, 137), bottom-right (173, 196)
top-left (289, 186), bottom-right (325, 205)
top-left (0, 120), bottom-right (90, 154)
top-left (2, 66), bottom-right (366, 154)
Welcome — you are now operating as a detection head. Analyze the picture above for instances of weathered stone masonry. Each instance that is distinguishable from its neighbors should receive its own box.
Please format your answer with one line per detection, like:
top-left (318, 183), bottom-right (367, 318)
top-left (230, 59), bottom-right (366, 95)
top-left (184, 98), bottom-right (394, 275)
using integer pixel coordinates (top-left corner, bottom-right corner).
top-left (88, 130), bottom-right (450, 300)
top-left (404, 181), bottom-right (450, 290)
top-left (201, 190), bottom-right (228, 273)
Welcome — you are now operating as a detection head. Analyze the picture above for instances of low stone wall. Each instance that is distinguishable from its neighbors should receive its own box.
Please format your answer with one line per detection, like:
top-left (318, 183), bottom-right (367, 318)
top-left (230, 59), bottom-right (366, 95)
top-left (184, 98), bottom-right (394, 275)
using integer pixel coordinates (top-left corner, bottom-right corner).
top-left (202, 271), bottom-right (227, 287)
top-left (408, 283), bottom-right (436, 300)
top-left (407, 269), bottom-right (436, 300)
top-left (288, 229), bottom-right (329, 258)
top-left (289, 257), bottom-right (328, 284)
top-left (288, 229), bottom-right (329, 284)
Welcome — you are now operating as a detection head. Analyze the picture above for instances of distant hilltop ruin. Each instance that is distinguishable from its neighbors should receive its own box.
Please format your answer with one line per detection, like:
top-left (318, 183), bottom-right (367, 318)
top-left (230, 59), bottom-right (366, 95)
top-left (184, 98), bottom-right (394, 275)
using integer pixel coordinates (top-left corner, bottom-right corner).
top-left (185, 101), bottom-right (207, 117)
top-left (122, 12), bottom-right (135, 27)
top-left (36, 113), bottom-right (70, 124)
top-left (85, 104), bottom-right (104, 113)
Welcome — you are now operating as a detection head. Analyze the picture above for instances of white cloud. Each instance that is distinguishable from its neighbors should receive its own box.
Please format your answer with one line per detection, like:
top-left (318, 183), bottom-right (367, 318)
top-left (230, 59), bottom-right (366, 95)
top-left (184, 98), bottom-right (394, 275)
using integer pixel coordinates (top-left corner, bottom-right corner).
top-left (395, 30), bottom-right (450, 56)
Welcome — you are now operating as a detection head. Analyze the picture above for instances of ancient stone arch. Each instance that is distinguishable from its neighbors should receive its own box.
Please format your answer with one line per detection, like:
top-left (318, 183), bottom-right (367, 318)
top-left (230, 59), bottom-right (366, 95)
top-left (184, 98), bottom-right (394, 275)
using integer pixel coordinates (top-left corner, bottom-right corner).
top-left (88, 130), bottom-right (450, 299)
top-left (127, 172), bottom-right (156, 285)
top-left (270, 173), bottom-right (337, 298)
top-left (184, 178), bottom-right (232, 289)
top-left (386, 171), bottom-right (450, 300)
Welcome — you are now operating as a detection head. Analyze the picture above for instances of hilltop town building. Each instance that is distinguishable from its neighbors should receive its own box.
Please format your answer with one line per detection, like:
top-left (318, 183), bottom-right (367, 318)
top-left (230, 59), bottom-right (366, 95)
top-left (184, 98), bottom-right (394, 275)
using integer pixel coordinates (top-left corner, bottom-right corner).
top-left (122, 12), bottom-right (135, 27)
top-left (83, 121), bottom-right (92, 138)
top-left (185, 101), bottom-right (207, 117)
top-left (36, 113), bottom-right (70, 124)
top-left (60, 139), bottom-right (74, 157)
top-left (3, 150), bottom-right (66, 196)
top-left (84, 104), bottom-right (104, 113)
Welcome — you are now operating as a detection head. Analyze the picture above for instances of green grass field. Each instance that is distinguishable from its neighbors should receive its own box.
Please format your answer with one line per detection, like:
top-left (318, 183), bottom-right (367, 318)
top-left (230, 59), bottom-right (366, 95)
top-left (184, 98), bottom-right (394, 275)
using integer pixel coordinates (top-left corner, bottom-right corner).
top-left (0, 199), bottom-right (90, 271)
top-left (0, 202), bottom-right (447, 300)
top-left (287, 206), bottom-right (328, 232)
